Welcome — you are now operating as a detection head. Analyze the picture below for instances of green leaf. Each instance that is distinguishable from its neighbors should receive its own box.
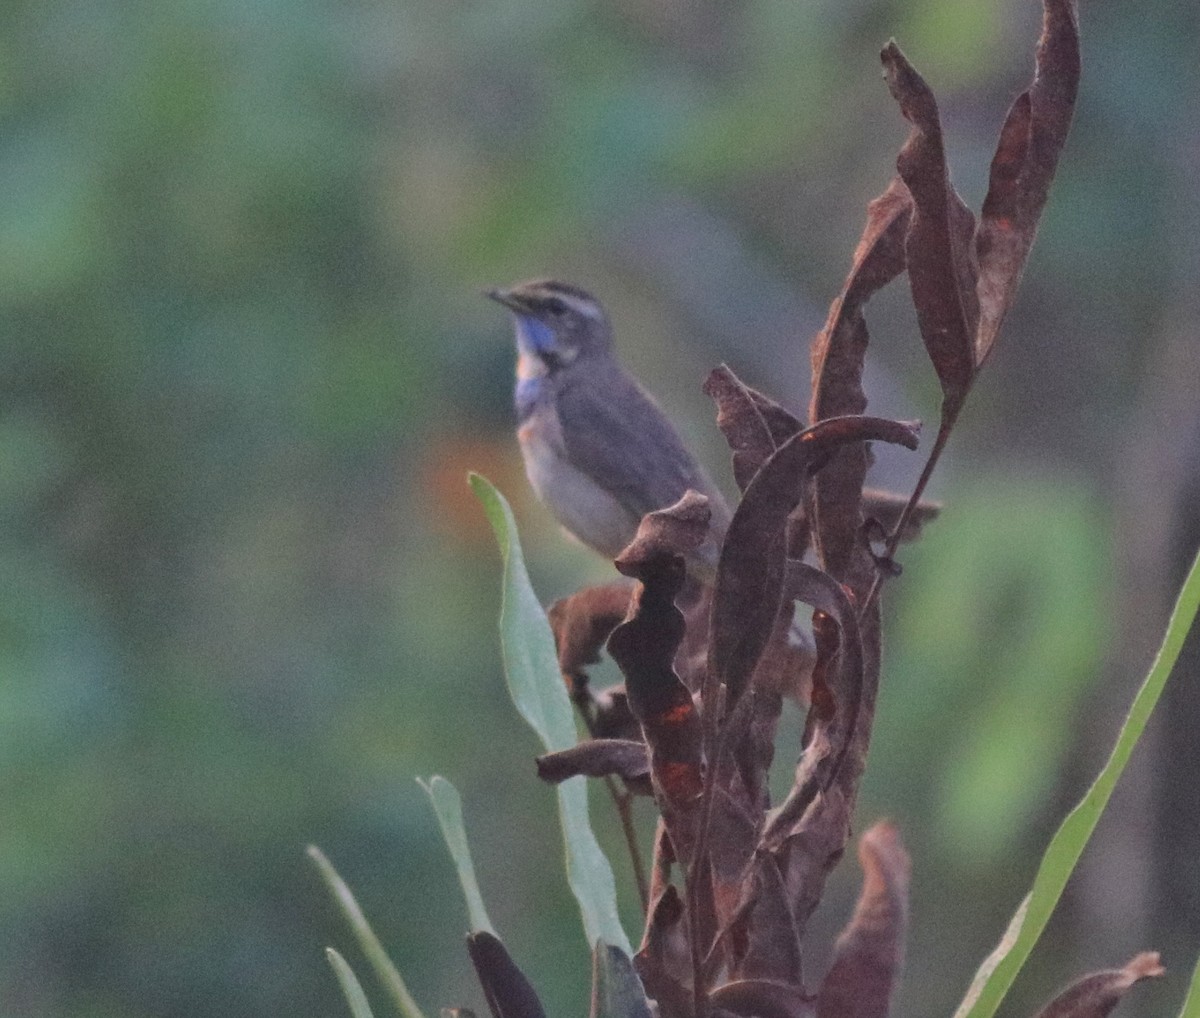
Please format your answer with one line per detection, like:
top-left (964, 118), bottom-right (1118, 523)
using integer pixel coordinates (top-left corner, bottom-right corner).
top-left (469, 473), bottom-right (631, 953)
top-left (308, 845), bottom-right (428, 1018)
top-left (417, 775), bottom-right (496, 935)
top-left (590, 942), bottom-right (653, 1018)
top-left (953, 549), bottom-right (1200, 1018)
top-left (326, 947), bottom-right (378, 1018)
top-left (1179, 951), bottom-right (1200, 1018)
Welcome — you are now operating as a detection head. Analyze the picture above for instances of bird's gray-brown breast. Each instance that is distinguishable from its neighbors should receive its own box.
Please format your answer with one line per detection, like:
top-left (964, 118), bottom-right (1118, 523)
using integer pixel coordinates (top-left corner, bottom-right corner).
top-left (552, 358), bottom-right (731, 554)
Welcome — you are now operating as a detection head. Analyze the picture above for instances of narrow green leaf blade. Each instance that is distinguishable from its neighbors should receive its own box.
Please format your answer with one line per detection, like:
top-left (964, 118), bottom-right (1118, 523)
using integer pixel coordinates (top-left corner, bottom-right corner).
top-left (308, 845), bottom-right (428, 1018)
top-left (326, 948), bottom-right (378, 1018)
top-left (418, 776), bottom-right (496, 935)
top-left (469, 473), bottom-right (576, 750)
top-left (1178, 951), bottom-right (1200, 1018)
top-left (954, 549), bottom-right (1200, 1018)
top-left (469, 473), bottom-right (631, 953)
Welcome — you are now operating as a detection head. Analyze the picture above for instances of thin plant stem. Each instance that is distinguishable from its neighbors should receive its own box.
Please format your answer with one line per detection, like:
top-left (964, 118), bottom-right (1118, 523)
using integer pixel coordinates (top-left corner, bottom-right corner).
top-left (605, 774), bottom-right (649, 915)
top-left (860, 402), bottom-right (959, 617)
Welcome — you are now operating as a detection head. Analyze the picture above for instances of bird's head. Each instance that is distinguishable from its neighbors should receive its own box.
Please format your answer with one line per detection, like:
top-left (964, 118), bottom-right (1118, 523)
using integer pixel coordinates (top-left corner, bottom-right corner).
top-left (486, 279), bottom-right (613, 371)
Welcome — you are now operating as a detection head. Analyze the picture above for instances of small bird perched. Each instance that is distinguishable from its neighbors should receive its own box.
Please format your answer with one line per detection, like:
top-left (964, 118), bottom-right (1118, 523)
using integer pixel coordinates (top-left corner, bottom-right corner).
top-left (487, 279), bottom-right (731, 577)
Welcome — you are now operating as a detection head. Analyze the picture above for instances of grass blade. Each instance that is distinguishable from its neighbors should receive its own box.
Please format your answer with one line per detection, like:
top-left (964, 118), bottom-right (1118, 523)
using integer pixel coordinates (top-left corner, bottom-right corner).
top-left (308, 845), bottom-right (428, 1018)
top-left (326, 947), bottom-right (377, 1018)
top-left (1178, 951), bottom-right (1200, 1018)
top-left (469, 473), bottom-right (631, 953)
top-left (418, 775), bottom-right (496, 935)
top-left (954, 549), bottom-right (1200, 1018)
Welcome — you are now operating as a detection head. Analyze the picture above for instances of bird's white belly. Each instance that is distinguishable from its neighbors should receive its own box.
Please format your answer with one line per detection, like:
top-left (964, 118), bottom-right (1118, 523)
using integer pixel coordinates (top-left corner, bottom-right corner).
top-left (518, 420), bottom-right (637, 560)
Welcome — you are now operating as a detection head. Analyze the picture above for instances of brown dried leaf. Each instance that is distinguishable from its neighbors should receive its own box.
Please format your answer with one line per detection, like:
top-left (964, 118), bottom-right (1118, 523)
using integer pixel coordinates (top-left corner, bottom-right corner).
top-left (609, 494), bottom-right (708, 846)
top-left (881, 41), bottom-right (979, 412)
top-left (708, 978), bottom-right (815, 1018)
top-left (775, 787), bottom-right (853, 942)
top-left (736, 853), bottom-right (804, 985)
top-left (861, 489), bottom-right (941, 544)
top-left (709, 417), bottom-right (918, 719)
top-left (549, 582), bottom-right (636, 679)
top-left (635, 885), bottom-right (693, 1018)
top-left (808, 177), bottom-right (911, 582)
top-left (762, 563), bottom-right (864, 845)
top-left (975, 0), bottom-right (1080, 367)
top-left (466, 931), bottom-right (547, 1018)
top-left (816, 822), bottom-right (911, 1018)
top-left (705, 365), bottom-right (803, 492)
top-left (535, 739), bottom-right (651, 789)
top-left (707, 787), bottom-right (760, 933)
top-left (1030, 953), bottom-right (1164, 1018)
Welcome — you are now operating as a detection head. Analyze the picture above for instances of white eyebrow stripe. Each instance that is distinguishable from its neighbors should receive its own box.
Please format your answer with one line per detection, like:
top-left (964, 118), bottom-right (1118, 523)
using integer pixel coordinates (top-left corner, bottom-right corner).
top-left (556, 292), bottom-right (604, 320)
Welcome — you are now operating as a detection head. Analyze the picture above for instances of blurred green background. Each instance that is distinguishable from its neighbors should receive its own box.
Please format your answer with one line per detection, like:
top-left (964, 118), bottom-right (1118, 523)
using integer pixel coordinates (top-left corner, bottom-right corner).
top-left (2, 0), bottom-right (1198, 1015)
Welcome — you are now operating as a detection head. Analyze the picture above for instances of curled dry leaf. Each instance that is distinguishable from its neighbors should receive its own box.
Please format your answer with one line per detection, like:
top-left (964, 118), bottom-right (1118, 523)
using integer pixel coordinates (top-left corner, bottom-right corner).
top-left (815, 822), bottom-right (911, 1018)
top-left (705, 365), bottom-right (803, 493)
top-left (976, 0), bottom-right (1080, 366)
top-left (608, 493), bottom-right (709, 845)
top-left (634, 885), bottom-right (693, 1018)
top-left (1030, 953), bottom-right (1164, 1018)
top-left (762, 563), bottom-right (864, 846)
top-left (535, 739), bottom-right (651, 789)
top-left (861, 489), bottom-right (941, 544)
top-left (708, 417), bottom-right (918, 721)
top-left (882, 40), bottom-right (979, 415)
top-left (706, 787), bottom-right (760, 934)
top-left (735, 852), bottom-right (804, 985)
top-left (808, 177), bottom-right (911, 583)
top-left (466, 931), bottom-right (548, 1018)
top-left (708, 978), bottom-right (815, 1018)
top-left (548, 582), bottom-right (636, 681)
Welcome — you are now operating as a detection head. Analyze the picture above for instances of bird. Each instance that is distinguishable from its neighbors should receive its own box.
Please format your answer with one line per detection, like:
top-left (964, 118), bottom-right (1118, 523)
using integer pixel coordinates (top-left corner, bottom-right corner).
top-left (486, 278), bottom-right (731, 578)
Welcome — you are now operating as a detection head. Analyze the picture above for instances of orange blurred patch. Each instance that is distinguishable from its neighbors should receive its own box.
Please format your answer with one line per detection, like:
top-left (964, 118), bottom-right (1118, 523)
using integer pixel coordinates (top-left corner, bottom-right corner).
top-left (419, 434), bottom-right (527, 545)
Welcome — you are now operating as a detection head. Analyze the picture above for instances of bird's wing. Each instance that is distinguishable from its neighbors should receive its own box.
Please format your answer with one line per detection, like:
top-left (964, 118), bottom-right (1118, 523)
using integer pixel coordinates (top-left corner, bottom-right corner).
top-left (555, 364), bottom-right (730, 529)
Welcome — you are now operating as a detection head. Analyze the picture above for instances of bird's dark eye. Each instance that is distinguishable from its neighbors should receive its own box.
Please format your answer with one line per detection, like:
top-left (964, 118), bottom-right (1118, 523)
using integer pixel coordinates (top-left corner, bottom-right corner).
top-left (544, 297), bottom-right (569, 317)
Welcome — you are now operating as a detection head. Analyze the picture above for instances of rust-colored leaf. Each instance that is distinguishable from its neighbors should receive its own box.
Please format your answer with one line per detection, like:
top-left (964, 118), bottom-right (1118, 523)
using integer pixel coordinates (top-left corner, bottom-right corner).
top-left (466, 931), bottom-right (547, 1018)
top-left (1031, 953), bottom-right (1164, 1018)
top-left (881, 41), bottom-right (979, 413)
top-left (536, 739), bottom-right (651, 790)
top-left (808, 177), bottom-right (911, 583)
top-left (816, 822), bottom-right (911, 1018)
top-left (975, 0), bottom-right (1080, 367)
top-left (708, 978), bottom-right (815, 1018)
top-left (549, 582), bottom-right (636, 681)
top-left (708, 417), bottom-right (918, 721)
top-left (609, 493), bottom-right (708, 848)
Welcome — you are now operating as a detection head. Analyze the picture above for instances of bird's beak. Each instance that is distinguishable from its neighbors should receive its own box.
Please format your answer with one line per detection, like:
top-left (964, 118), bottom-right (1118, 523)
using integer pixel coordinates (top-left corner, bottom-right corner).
top-left (484, 287), bottom-right (526, 313)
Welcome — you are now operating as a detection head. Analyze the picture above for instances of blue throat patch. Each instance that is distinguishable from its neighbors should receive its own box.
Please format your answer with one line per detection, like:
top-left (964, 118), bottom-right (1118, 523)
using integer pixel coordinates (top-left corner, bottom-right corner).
top-left (515, 314), bottom-right (556, 356)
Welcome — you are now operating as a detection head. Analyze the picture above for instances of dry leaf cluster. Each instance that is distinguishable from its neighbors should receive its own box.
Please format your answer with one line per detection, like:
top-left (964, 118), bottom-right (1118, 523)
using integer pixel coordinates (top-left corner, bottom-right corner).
top-left (461, 4), bottom-right (1163, 1017)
